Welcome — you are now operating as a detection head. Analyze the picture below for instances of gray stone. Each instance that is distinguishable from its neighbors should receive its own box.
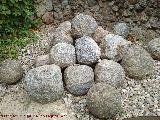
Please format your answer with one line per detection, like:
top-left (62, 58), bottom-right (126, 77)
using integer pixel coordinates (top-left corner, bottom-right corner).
top-left (55, 21), bottom-right (72, 34)
top-left (95, 59), bottom-right (125, 88)
top-left (52, 21), bottom-right (73, 46)
top-left (24, 65), bottom-right (64, 103)
top-left (148, 38), bottom-right (160, 60)
top-left (71, 13), bottom-right (98, 37)
top-left (120, 44), bottom-right (155, 80)
top-left (114, 22), bottom-right (130, 38)
top-left (87, 83), bottom-right (122, 119)
top-left (0, 59), bottom-right (23, 84)
top-left (100, 34), bottom-right (129, 62)
top-left (42, 11), bottom-right (54, 24)
top-left (75, 36), bottom-right (101, 65)
top-left (52, 31), bottom-right (73, 46)
top-left (50, 43), bottom-right (76, 68)
top-left (146, 17), bottom-right (160, 29)
top-left (35, 54), bottom-right (50, 67)
top-left (64, 65), bottom-right (94, 96)
top-left (92, 26), bottom-right (110, 45)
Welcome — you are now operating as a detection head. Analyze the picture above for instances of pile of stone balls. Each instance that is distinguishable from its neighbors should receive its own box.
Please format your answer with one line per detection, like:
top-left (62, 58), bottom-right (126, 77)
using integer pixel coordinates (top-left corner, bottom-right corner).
top-left (0, 14), bottom-right (159, 119)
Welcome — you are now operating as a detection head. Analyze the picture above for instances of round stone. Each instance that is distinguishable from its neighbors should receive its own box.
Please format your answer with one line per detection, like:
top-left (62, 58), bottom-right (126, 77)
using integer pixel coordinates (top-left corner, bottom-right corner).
top-left (71, 13), bottom-right (98, 37)
top-left (100, 34), bottom-right (129, 62)
top-left (64, 65), bottom-right (94, 96)
top-left (52, 21), bottom-right (73, 46)
top-left (75, 36), bottom-right (101, 65)
top-left (87, 83), bottom-right (122, 119)
top-left (120, 44), bottom-right (155, 80)
top-left (50, 43), bottom-right (76, 68)
top-left (147, 38), bottom-right (160, 60)
top-left (55, 21), bottom-right (72, 34)
top-left (0, 59), bottom-right (23, 84)
top-left (35, 54), bottom-right (50, 67)
top-left (24, 65), bottom-right (64, 103)
top-left (92, 26), bottom-right (110, 44)
top-left (52, 31), bottom-right (73, 46)
top-left (114, 22), bottom-right (130, 38)
top-left (95, 59), bottom-right (125, 88)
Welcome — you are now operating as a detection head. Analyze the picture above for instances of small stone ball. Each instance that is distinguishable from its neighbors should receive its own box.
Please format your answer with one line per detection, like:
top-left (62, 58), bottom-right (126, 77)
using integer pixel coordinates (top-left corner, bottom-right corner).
top-left (147, 37), bottom-right (160, 60)
top-left (0, 59), bottom-right (23, 84)
top-left (87, 83), bottom-right (122, 119)
top-left (64, 65), bottom-right (94, 96)
top-left (75, 36), bottom-right (101, 65)
top-left (50, 43), bottom-right (76, 68)
top-left (24, 65), bottom-right (64, 103)
top-left (95, 59), bottom-right (125, 88)
top-left (114, 22), bottom-right (130, 38)
top-left (71, 13), bottom-right (98, 37)
top-left (100, 34), bottom-right (129, 62)
top-left (120, 44), bottom-right (155, 80)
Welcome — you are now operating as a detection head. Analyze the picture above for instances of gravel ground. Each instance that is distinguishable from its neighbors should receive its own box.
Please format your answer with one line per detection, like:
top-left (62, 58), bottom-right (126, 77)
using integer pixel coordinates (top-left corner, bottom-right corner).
top-left (0, 25), bottom-right (159, 120)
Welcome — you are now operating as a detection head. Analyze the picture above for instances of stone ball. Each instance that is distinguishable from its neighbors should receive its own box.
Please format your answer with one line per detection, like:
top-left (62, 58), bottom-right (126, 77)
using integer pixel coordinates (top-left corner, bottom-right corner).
top-left (24, 65), bottom-right (64, 103)
top-left (50, 43), bottom-right (76, 68)
top-left (75, 36), bottom-right (101, 65)
top-left (52, 21), bottom-right (73, 46)
top-left (95, 59), bottom-right (125, 88)
top-left (114, 22), bottom-right (130, 38)
top-left (147, 37), bottom-right (160, 60)
top-left (71, 13), bottom-right (98, 37)
top-left (52, 31), bottom-right (73, 46)
top-left (35, 54), bottom-right (50, 67)
top-left (120, 44), bottom-right (155, 80)
top-left (0, 59), bottom-right (23, 84)
top-left (100, 34), bottom-right (129, 62)
top-left (87, 83), bottom-right (122, 119)
top-left (64, 64), bottom-right (94, 96)
top-left (92, 26), bottom-right (110, 45)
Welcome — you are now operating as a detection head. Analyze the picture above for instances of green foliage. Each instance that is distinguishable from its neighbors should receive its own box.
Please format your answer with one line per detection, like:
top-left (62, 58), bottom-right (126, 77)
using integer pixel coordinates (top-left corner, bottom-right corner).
top-left (0, 0), bottom-right (42, 62)
top-left (0, 0), bottom-right (39, 37)
top-left (0, 32), bottom-right (38, 62)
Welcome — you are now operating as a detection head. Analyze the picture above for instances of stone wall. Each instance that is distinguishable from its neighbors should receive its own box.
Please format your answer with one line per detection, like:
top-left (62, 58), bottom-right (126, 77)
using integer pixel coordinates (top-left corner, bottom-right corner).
top-left (34, 0), bottom-right (160, 31)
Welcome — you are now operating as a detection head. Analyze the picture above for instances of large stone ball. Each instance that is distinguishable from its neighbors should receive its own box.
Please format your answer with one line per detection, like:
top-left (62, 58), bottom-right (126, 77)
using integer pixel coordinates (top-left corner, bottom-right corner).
top-left (120, 44), bottom-right (155, 80)
top-left (95, 59), bottom-right (125, 88)
top-left (147, 37), bottom-right (160, 60)
top-left (24, 65), bottom-right (64, 103)
top-left (75, 36), bottom-right (101, 65)
top-left (64, 65), bottom-right (94, 96)
top-left (71, 13), bottom-right (98, 37)
top-left (87, 83), bottom-right (122, 119)
top-left (50, 43), bottom-right (76, 68)
top-left (0, 59), bottom-right (23, 84)
top-left (100, 34), bottom-right (129, 62)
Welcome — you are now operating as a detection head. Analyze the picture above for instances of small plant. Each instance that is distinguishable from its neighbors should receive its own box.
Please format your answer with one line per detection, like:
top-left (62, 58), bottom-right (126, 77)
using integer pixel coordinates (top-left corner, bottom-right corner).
top-left (0, 32), bottom-right (38, 62)
top-left (0, 0), bottom-right (42, 62)
top-left (0, 0), bottom-right (40, 37)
